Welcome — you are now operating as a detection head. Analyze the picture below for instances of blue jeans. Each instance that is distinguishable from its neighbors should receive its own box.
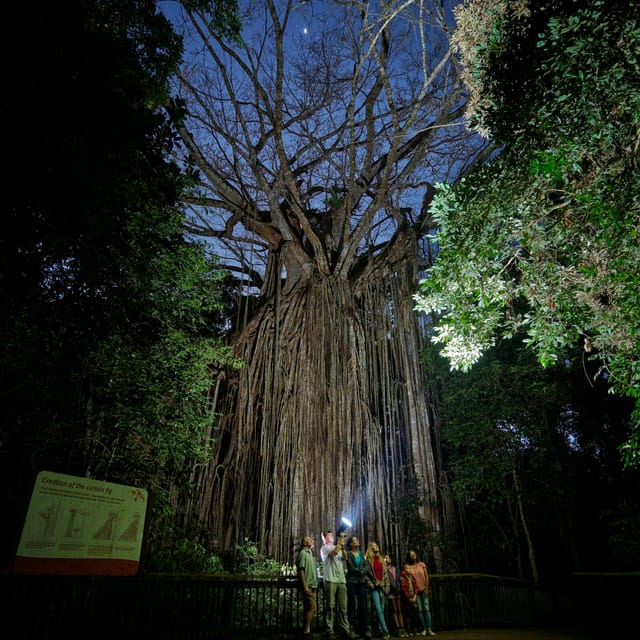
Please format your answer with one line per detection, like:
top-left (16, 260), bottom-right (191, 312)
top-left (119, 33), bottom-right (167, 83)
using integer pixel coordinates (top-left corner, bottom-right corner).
top-left (371, 587), bottom-right (389, 635)
top-left (415, 590), bottom-right (432, 631)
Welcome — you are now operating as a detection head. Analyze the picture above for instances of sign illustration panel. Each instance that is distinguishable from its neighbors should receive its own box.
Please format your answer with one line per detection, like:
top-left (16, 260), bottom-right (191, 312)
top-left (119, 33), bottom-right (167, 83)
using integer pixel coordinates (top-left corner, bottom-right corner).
top-left (14, 470), bottom-right (148, 575)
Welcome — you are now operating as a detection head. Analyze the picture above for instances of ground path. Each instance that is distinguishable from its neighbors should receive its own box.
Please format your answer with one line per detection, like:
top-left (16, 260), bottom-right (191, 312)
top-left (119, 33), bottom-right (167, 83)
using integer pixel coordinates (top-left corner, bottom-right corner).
top-left (295, 629), bottom-right (604, 640)
top-left (412, 629), bottom-right (600, 640)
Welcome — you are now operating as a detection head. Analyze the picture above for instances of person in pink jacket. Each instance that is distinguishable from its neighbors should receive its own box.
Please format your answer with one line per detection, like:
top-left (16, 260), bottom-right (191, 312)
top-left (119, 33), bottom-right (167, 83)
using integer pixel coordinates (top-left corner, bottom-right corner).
top-left (404, 550), bottom-right (436, 636)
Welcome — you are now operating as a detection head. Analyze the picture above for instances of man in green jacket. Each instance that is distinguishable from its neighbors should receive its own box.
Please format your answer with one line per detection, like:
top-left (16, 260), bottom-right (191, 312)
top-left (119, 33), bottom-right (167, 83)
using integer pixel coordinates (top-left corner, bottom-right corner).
top-left (297, 535), bottom-right (319, 638)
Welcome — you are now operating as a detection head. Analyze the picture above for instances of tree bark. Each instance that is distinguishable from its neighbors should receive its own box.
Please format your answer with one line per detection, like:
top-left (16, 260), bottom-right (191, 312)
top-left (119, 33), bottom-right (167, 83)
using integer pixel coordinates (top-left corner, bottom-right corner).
top-left (188, 240), bottom-right (442, 563)
top-left (513, 467), bottom-right (540, 584)
top-left (166, 0), bottom-right (488, 565)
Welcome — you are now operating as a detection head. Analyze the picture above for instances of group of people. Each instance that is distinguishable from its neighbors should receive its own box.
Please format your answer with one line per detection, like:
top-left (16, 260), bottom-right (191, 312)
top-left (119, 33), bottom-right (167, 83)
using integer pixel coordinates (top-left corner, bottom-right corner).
top-left (296, 530), bottom-right (436, 640)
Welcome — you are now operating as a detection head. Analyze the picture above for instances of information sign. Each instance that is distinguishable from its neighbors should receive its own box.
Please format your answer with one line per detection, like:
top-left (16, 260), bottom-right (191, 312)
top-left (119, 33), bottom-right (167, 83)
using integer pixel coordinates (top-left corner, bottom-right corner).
top-left (13, 470), bottom-right (148, 575)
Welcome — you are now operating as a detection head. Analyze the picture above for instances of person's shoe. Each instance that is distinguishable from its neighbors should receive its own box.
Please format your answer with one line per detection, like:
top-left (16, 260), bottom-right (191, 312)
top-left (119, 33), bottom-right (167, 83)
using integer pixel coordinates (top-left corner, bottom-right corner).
top-left (427, 631), bottom-right (436, 637)
top-left (382, 635), bottom-right (391, 640)
top-left (419, 631), bottom-right (427, 636)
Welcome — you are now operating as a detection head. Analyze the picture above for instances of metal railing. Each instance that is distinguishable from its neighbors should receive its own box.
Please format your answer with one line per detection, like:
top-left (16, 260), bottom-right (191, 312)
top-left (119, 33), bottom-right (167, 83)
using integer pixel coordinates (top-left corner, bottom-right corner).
top-left (0, 572), bottom-right (582, 639)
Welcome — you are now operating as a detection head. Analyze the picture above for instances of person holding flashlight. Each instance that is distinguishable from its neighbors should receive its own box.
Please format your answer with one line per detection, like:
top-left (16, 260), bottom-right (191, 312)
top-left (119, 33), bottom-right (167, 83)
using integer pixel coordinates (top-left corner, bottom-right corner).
top-left (321, 529), bottom-right (358, 640)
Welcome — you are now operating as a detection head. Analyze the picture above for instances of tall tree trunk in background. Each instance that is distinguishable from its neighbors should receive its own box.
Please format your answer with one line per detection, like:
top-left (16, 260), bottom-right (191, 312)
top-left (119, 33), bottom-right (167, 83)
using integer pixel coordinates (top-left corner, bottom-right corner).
top-left (191, 237), bottom-right (442, 563)
top-left (513, 467), bottom-right (539, 584)
top-left (167, 0), bottom-right (488, 564)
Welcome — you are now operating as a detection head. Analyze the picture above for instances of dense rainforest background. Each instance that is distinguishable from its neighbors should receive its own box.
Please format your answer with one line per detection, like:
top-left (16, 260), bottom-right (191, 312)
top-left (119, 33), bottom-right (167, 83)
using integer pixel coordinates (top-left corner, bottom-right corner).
top-left (1, 0), bottom-right (639, 584)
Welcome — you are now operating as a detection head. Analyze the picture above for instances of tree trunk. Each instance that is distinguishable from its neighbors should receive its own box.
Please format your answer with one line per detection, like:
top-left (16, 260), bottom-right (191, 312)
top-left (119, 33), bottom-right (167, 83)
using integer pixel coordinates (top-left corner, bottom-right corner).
top-left (164, 0), bottom-right (489, 566)
top-left (191, 246), bottom-right (440, 564)
top-left (513, 467), bottom-right (540, 584)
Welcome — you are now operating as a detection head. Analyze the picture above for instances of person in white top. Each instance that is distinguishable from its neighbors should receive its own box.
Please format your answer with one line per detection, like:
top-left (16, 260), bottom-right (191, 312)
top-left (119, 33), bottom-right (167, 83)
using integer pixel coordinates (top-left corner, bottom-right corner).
top-left (320, 529), bottom-right (358, 639)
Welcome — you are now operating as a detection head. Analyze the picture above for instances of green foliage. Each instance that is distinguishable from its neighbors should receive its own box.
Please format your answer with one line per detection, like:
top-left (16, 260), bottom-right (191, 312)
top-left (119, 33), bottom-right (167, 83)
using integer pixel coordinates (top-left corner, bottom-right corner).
top-left (438, 337), bottom-right (640, 579)
top-left (0, 1), bottom-right (242, 566)
top-left (606, 499), bottom-right (640, 567)
top-left (416, 0), bottom-right (640, 466)
top-left (86, 0), bottom-right (184, 104)
top-left (234, 539), bottom-right (282, 577)
top-left (436, 337), bottom-right (609, 578)
top-left (442, 339), bottom-right (570, 491)
top-left (228, 538), bottom-right (300, 629)
top-left (186, 1), bottom-right (241, 41)
top-left (144, 537), bottom-right (226, 573)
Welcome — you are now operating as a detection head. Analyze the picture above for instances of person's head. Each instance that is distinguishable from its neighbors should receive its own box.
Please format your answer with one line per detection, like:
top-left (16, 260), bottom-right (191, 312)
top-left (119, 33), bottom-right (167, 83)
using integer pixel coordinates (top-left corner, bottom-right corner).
top-left (347, 535), bottom-right (360, 550)
top-left (366, 541), bottom-right (380, 559)
top-left (322, 530), bottom-right (334, 545)
top-left (406, 549), bottom-right (417, 564)
top-left (301, 535), bottom-right (314, 549)
top-left (383, 553), bottom-right (392, 565)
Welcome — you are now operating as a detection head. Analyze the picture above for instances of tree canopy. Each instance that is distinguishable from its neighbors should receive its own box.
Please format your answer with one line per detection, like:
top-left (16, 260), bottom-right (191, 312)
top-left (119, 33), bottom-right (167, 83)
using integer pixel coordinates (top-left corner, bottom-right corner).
top-left (414, 0), bottom-right (640, 466)
top-left (1, 0), bottom-right (238, 568)
top-left (437, 336), bottom-right (640, 579)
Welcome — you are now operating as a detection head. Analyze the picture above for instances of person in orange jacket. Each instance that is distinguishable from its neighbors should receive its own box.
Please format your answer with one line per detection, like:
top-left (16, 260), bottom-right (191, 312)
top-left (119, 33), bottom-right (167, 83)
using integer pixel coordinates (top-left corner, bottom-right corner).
top-left (404, 550), bottom-right (436, 636)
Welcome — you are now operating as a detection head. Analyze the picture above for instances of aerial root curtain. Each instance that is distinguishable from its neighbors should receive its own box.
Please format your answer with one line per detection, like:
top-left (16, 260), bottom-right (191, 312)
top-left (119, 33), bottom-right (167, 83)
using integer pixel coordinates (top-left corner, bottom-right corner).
top-left (165, 0), bottom-right (488, 565)
top-left (192, 257), bottom-right (440, 563)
